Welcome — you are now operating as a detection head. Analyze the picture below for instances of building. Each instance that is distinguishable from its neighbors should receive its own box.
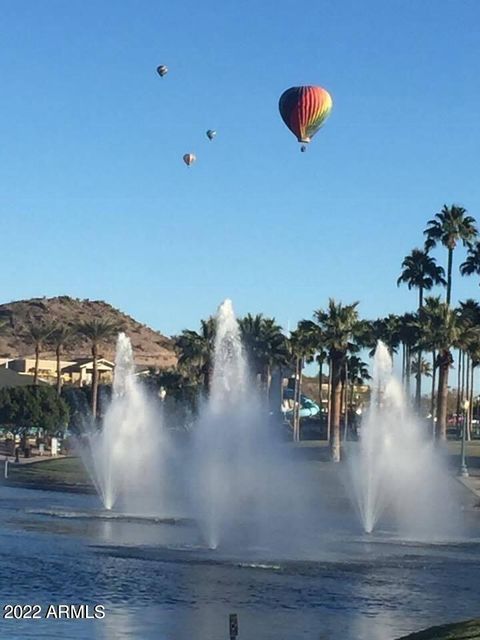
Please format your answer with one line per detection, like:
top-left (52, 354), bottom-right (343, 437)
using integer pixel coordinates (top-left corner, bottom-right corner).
top-left (60, 358), bottom-right (115, 386)
top-left (0, 356), bottom-right (150, 387)
top-left (0, 357), bottom-right (115, 386)
top-left (4, 357), bottom-right (76, 384)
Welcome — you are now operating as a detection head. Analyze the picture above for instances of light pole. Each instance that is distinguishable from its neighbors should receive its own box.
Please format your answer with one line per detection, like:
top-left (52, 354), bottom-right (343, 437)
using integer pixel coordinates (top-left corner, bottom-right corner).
top-left (459, 399), bottom-right (469, 478)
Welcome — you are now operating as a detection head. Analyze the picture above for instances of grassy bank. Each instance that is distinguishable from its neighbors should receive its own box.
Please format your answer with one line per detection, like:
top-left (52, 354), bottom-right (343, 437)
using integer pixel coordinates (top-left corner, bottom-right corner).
top-left (2, 456), bottom-right (94, 493)
top-left (397, 618), bottom-right (480, 639)
top-left (1, 440), bottom-right (479, 495)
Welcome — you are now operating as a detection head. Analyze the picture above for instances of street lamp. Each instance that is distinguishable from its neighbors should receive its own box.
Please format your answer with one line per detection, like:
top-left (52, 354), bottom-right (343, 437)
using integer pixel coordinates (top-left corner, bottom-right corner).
top-left (459, 399), bottom-right (469, 478)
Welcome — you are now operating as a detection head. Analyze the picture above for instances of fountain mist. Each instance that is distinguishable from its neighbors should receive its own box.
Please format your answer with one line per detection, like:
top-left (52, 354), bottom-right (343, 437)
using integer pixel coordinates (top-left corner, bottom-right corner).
top-left (191, 299), bottom-right (319, 552)
top-left (350, 341), bottom-right (459, 537)
top-left (80, 333), bottom-right (170, 513)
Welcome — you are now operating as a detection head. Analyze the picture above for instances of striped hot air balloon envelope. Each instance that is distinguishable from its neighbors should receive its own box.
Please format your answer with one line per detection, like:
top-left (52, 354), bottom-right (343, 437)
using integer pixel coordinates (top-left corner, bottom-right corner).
top-left (157, 65), bottom-right (168, 77)
top-left (278, 86), bottom-right (332, 149)
top-left (183, 153), bottom-right (196, 166)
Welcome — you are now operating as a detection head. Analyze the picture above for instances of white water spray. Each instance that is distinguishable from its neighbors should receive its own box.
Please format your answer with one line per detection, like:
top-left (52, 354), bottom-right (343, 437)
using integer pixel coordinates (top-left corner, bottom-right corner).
top-left (351, 341), bottom-right (459, 537)
top-left (80, 333), bottom-right (169, 513)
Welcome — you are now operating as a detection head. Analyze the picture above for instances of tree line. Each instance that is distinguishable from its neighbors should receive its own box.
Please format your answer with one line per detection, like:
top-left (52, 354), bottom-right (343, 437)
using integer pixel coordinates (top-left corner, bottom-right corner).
top-left (170, 204), bottom-right (480, 462)
top-left (1, 318), bottom-right (121, 418)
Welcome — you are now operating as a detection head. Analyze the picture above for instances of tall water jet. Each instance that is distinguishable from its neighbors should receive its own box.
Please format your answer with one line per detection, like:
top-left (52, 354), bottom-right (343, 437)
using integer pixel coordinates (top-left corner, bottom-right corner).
top-left (191, 300), bottom-right (320, 553)
top-left (192, 299), bottom-right (254, 548)
top-left (350, 341), bottom-right (459, 537)
top-left (80, 333), bottom-right (169, 513)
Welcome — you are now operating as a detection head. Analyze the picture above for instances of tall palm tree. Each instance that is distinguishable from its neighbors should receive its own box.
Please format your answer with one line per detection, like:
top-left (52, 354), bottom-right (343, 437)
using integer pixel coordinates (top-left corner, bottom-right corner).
top-left (314, 299), bottom-right (360, 462)
top-left (78, 319), bottom-right (120, 417)
top-left (424, 204), bottom-right (477, 305)
top-left (50, 324), bottom-right (73, 396)
top-left (397, 248), bottom-right (446, 309)
top-left (175, 318), bottom-right (216, 392)
top-left (397, 248), bottom-right (446, 407)
top-left (24, 320), bottom-right (55, 385)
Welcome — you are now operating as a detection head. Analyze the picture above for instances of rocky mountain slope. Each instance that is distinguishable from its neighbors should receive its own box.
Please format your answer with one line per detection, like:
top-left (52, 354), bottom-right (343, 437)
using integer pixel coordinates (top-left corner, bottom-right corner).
top-left (0, 296), bottom-right (176, 369)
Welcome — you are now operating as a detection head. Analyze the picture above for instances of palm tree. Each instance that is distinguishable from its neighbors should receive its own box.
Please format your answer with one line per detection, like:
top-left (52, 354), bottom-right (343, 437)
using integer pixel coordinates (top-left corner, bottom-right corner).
top-left (397, 248), bottom-right (446, 407)
top-left (238, 313), bottom-right (264, 380)
top-left (345, 354), bottom-right (370, 425)
top-left (418, 299), bottom-right (464, 440)
top-left (175, 318), bottom-right (216, 393)
top-left (289, 325), bottom-right (317, 441)
top-left (424, 205), bottom-right (477, 305)
top-left (78, 319), bottom-right (120, 417)
top-left (369, 315), bottom-right (401, 358)
top-left (456, 300), bottom-right (480, 439)
top-left (238, 314), bottom-right (289, 394)
top-left (258, 317), bottom-right (290, 393)
top-left (314, 299), bottom-right (360, 462)
top-left (24, 320), bottom-right (55, 385)
top-left (315, 348), bottom-right (328, 411)
top-left (460, 240), bottom-right (480, 283)
top-left (466, 338), bottom-right (480, 440)
top-left (418, 296), bottom-right (442, 430)
top-left (397, 312), bottom-right (420, 398)
top-left (397, 248), bottom-right (446, 309)
top-left (411, 356), bottom-right (432, 380)
top-left (50, 324), bottom-right (73, 396)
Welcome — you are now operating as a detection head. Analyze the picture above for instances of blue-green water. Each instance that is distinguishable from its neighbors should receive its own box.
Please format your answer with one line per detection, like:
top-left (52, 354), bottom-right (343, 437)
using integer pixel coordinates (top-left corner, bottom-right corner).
top-left (0, 485), bottom-right (479, 640)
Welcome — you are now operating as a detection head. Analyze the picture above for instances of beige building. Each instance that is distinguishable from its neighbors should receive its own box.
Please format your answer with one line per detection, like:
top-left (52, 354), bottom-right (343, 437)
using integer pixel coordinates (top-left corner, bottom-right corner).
top-left (1, 357), bottom-right (115, 386)
top-left (60, 358), bottom-right (115, 386)
top-left (4, 357), bottom-right (75, 383)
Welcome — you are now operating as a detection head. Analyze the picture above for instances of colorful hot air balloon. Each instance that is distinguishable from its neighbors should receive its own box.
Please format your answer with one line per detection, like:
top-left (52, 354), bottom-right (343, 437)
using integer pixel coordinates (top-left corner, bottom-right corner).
top-left (183, 153), bottom-right (196, 166)
top-left (156, 65), bottom-right (168, 77)
top-left (278, 86), bottom-right (332, 150)
top-left (206, 129), bottom-right (216, 141)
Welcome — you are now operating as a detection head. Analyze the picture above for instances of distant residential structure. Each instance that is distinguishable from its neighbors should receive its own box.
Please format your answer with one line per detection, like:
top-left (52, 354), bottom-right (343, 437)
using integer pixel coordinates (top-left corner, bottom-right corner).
top-left (0, 356), bottom-right (150, 387)
top-left (1, 357), bottom-right (114, 386)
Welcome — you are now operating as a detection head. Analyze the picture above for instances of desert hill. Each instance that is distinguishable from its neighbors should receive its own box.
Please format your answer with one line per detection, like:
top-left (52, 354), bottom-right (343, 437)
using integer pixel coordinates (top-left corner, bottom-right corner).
top-left (0, 296), bottom-right (176, 369)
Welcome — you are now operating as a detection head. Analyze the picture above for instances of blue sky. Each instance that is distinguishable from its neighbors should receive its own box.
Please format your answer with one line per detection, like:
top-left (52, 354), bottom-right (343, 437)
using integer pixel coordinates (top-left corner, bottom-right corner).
top-left (1, 0), bottom-right (480, 337)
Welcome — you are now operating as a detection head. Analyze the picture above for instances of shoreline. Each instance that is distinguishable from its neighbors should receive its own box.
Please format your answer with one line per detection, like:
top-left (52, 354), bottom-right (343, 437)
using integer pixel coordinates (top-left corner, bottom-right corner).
top-left (397, 618), bottom-right (480, 639)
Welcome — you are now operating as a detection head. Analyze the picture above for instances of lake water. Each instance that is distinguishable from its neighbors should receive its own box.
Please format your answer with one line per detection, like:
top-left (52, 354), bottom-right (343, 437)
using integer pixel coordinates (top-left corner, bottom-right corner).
top-left (0, 482), bottom-right (479, 640)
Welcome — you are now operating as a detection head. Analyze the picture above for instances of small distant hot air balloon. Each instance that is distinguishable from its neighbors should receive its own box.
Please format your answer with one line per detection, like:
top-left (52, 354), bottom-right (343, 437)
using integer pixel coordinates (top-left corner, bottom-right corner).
top-left (279, 85), bottom-right (332, 151)
top-left (156, 65), bottom-right (168, 77)
top-left (206, 129), bottom-right (216, 141)
top-left (183, 153), bottom-right (196, 166)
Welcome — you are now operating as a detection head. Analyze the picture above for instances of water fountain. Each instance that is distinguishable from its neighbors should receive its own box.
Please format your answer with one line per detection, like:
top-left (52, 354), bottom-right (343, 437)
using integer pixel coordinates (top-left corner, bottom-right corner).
top-left (191, 299), bottom-right (318, 551)
top-left (350, 341), bottom-right (459, 537)
top-left (191, 299), bottom-right (259, 548)
top-left (79, 332), bottom-right (170, 514)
